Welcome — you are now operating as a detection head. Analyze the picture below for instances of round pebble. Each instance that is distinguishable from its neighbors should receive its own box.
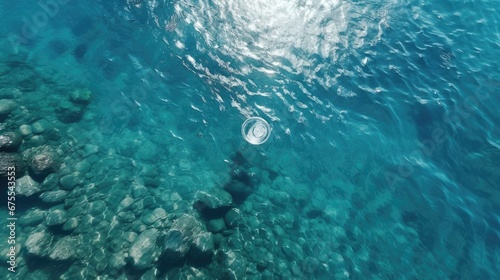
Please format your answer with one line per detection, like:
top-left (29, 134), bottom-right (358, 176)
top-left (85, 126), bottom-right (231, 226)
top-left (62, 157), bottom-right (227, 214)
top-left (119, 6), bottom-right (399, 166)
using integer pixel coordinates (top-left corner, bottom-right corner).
top-left (19, 124), bottom-right (33, 136)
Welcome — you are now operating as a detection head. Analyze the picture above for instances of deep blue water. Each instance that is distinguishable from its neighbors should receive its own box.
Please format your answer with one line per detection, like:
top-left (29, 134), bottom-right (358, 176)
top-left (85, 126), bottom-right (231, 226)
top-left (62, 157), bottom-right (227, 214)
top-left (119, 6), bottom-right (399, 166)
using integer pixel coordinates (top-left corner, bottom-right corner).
top-left (1, 0), bottom-right (499, 279)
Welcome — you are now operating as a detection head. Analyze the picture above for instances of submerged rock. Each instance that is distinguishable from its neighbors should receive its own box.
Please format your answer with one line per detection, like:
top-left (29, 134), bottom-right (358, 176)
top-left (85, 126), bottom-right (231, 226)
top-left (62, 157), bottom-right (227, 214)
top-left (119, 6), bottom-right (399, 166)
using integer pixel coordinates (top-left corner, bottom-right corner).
top-left (207, 218), bottom-right (226, 233)
top-left (0, 99), bottom-right (16, 120)
top-left (40, 190), bottom-right (68, 204)
top-left (0, 131), bottom-right (22, 152)
top-left (62, 217), bottom-right (79, 231)
top-left (59, 173), bottom-right (81, 190)
top-left (25, 230), bottom-right (53, 257)
top-left (41, 173), bottom-right (59, 191)
top-left (30, 149), bottom-right (60, 178)
top-left (19, 208), bottom-right (46, 227)
top-left (108, 251), bottom-right (126, 271)
top-left (189, 232), bottom-right (215, 263)
top-left (49, 236), bottom-right (79, 261)
top-left (194, 189), bottom-right (233, 218)
top-left (128, 229), bottom-right (159, 270)
top-left (215, 249), bottom-right (248, 279)
top-left (31, 119), bottom-right (52, 135)
top-left (19, 124), bottom-right (32, 136)
top-left (195, 189), bottom-right (233, 210)
top-left (46, 209), bottom-right (68, 226)
top-left (224, 170), bottom-right (256, 203)
top-left (159, 214), bottom-right (203, 264)
top-left (16, 175), bottom-right (42, 197)
top-left (57, 100), bottom-right (84, 123)
top-left (70, 88), bottom-right (92, 105)
top-left (224, 208), bottom-right (242, 229)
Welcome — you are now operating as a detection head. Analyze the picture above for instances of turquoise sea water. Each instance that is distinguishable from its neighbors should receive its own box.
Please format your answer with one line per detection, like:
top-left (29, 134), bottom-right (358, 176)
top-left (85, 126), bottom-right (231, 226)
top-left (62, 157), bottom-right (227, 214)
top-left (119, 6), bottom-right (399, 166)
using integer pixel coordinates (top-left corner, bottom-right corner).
top-left (0, 0), bottom-right (499, 279)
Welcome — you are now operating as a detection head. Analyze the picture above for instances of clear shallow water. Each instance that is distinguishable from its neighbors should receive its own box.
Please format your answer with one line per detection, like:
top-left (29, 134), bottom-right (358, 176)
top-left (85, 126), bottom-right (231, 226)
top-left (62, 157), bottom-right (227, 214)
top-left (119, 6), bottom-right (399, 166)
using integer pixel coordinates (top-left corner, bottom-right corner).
top-left (0, 0), bottom-right (499, 279)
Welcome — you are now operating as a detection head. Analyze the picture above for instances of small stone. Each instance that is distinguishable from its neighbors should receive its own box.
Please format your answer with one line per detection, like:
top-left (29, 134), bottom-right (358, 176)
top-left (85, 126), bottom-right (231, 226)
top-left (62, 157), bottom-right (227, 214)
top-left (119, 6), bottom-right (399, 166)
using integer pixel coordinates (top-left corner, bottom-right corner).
top-left (257, 260), bottom-right (267, 271)
top-left (89, 200), bottom-right (107, 216)
top-left (0, 131), bottom-right (22, 152)
top-left (62, 217), bottom-right (79, 231)
top-left (41, 173), bottom-right (59, 191)
top-left (46, 209), bottom-right (68, 226)
top-left (124, 231), bottom-right (138, 243)
top-left (82, 144), bottom-right (99, 157)
top-left (142, 212), bottom-right (159, 226)
top-left (143, 196), bottom-right (157, 209)
top-left (207, 218), bottom-right (226, 233)
top-left (40, 190), bottom-right (68, 203)
top-left (49, 236), bottom-right (78, 261)
top-left (133, 185), bottom-right (148, 198)
top-left (57, 101), bottom-right (84, 123)
top-left (16, 175), bottom-right (42, 197)
top-left (19, 124), bottom-right (32, 136)
top-left (60, 173), bottom-right (80, 190)
top-left (119, 196), bottom-right (134, 211)
top-left (152, 208), bottom-right (168, 220)
top-left (0, 99), bottom-right (16, 120)
top-left (31, 119), bottom-right (52, 134)
top-left (224, 208), bottom-right (242, 229)
top-left (75, 160), bottom-right (91, 174)
top-left (19, 209), bottom-right (46, 227)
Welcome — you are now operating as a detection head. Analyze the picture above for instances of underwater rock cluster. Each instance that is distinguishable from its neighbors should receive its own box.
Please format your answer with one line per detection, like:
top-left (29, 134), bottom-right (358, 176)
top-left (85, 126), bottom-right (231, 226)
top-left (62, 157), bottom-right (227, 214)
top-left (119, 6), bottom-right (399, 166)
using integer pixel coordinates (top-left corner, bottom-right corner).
top-left (0, 51), bottom-right (475, 280)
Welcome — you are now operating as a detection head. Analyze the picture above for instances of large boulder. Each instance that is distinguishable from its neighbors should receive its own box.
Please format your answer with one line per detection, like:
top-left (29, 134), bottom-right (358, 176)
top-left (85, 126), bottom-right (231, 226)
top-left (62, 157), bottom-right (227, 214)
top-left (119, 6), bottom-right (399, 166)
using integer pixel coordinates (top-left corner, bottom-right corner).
top-left (0, 131), bottom-right (22, 152)
top-left (159, 214), bottom-right (203, 264)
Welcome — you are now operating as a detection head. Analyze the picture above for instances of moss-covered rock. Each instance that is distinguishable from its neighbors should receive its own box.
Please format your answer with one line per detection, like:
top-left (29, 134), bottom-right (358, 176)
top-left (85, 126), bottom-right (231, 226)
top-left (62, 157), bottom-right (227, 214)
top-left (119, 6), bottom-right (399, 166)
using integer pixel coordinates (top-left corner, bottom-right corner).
top-left (70, 88), bottom-right (92, 105)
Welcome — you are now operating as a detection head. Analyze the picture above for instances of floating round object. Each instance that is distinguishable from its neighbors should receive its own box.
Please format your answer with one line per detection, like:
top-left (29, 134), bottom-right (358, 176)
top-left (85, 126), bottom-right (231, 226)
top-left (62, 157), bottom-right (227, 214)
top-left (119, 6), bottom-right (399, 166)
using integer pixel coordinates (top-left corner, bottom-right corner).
top-left (241, 117), bottom-right (271, 145)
